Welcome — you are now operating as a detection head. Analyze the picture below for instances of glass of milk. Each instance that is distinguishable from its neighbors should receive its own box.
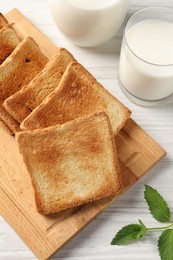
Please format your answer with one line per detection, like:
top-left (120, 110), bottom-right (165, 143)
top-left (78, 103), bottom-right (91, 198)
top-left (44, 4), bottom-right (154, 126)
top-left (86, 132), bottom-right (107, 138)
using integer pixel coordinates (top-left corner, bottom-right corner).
top-left (119, 7), bottom-right (173, 106)
top-left (49, 0), bottom-right (129, 47)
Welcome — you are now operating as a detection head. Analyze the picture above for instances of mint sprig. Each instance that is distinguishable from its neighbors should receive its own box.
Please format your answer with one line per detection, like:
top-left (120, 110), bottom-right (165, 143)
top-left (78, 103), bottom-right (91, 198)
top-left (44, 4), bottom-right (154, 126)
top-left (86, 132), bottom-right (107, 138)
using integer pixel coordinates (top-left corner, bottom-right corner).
top-left (111, 220), bottom-right (147, 245)
top-left (111, 185), bottom-right (173, 260)
top-left (158, 229), bottom-right (173, 260)
top-left (144, 185), bottom-right (170, 222)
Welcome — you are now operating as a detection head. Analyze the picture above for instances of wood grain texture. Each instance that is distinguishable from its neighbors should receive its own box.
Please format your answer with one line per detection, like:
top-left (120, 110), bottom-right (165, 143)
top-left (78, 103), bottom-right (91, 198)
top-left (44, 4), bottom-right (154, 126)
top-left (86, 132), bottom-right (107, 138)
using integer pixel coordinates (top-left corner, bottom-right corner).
top-left (1, 1), bottom-right (173, 260)
top-left (0, 7), bottom-right (166, 260)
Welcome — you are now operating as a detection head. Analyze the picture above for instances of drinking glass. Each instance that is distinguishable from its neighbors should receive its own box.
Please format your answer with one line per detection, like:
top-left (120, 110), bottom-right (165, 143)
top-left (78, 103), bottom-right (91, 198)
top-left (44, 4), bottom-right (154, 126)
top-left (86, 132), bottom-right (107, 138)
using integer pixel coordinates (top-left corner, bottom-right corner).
top-left (119, 7), bottom-right (173, 106)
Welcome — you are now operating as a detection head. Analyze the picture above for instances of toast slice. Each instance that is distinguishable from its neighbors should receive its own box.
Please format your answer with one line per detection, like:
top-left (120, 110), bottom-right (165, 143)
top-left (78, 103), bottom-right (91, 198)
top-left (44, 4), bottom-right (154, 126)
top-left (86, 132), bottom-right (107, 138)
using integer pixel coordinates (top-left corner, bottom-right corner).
top-left (0, 36), bottom-right (48, 133)
top-left (4, 48), bottom-right (75, 123)
top-left (0, 24), bottom-right (21, 64)
top-left (21, 62), bottom-right (131, 134)
top-left (0, 117), bottom-right (13, 135)
top-left (0, 13), bottom-right (8, 29)
top-left (16, 112), bottom-right (122, 215)
top-left (0, 100), bottom-right (21, 133)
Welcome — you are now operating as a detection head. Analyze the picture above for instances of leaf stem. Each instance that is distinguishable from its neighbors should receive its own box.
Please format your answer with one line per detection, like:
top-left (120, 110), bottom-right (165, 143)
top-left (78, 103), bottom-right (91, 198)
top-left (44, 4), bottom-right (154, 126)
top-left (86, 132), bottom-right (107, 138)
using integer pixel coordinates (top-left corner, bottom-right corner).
top-left (147, 223), bottom-right (173, 231)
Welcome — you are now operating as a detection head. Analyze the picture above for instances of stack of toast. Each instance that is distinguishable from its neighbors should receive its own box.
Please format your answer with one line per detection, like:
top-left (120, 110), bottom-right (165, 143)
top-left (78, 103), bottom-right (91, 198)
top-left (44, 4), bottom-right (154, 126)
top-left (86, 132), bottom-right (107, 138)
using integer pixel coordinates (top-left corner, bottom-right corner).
top-left (0, 13), bottom-right (131, 215)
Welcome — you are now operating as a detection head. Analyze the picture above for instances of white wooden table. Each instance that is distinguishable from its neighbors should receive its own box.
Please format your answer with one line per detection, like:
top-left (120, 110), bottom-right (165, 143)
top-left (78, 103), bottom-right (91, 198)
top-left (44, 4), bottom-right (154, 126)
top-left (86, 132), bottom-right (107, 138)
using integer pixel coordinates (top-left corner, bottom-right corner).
top-left (0, 0), bottom-right (173, 259)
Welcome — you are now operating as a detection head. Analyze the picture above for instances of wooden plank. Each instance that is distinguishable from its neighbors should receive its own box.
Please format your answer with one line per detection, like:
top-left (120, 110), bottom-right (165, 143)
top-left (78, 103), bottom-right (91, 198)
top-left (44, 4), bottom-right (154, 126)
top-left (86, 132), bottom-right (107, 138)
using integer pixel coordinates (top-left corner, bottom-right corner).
top-left (0, 8), bottom-right (166, 259)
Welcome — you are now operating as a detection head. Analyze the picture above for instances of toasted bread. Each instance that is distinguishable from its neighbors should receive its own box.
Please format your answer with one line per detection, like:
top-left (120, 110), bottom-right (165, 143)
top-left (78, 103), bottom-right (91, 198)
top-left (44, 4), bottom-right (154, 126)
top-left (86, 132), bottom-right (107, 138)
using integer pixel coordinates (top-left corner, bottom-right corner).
top-left (4, 48), bottom-right (75, 123)
top-left (0, 36), bottom-right (48, 133)
top-left (21, 62), bottom-right (131, 134)
top-left (0, 13), bottom-right (8, 29)
top-left (0, 24), bottom-right (21, 64)
top-left (0, 100), bottom-right (20, 133)
top-left (0, 117), bottom-right (13, 135)
top-left (16, 112), bottom-right (122, 215)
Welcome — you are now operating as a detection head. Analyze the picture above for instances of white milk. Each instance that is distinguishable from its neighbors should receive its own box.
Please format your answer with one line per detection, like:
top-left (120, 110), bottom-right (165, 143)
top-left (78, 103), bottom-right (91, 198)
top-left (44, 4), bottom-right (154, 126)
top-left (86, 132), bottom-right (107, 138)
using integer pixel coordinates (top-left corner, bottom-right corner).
top-left (119, 19), bottom-right (173, 100)
top-left (49, 0), bottom-right (129, 46)
top-left (65, 0), bottom-right (117, 9)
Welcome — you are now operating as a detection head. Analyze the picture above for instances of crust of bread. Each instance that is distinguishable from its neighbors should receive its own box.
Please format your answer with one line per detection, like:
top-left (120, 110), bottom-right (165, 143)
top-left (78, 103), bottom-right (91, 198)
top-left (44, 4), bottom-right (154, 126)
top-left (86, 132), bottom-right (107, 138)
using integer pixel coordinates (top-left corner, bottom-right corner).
top-left (3, 48), bottom-right (75, 123)
top-left (0, 13), bottom-right (8, 29)
top-left (0, 100), bottom-right (20, 133)
top-left (21, 62), bottom-right (131, 134)
top-left (16, 112), bottom-right (122, 215)
top-left (0, 117), bottom-right (13, 135)
top-left (0, 24), bottom-right (21, 64)
top-left (0, 36), bottom-right (48, 133)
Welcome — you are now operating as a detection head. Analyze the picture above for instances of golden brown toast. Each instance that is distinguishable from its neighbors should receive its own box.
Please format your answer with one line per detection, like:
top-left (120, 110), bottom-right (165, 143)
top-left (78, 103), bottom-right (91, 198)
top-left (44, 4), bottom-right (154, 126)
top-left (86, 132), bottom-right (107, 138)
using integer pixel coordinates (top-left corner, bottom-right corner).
top-left (0, 13), bottom-right (8, 29)
top-left (0, 36), bottom-right (48, 133)
top-left (0, 117), bottom-right (13, 135)
top-left (0, 100), bottom-right (21, 133)
top-left (4, 48), bottom-right (75, 123)
top-left (16, 112), bottom-right (122, 215)
top-left (21, 62), bottom-right (131, 134)
top-left (0, 24), bottom-right (21, 64)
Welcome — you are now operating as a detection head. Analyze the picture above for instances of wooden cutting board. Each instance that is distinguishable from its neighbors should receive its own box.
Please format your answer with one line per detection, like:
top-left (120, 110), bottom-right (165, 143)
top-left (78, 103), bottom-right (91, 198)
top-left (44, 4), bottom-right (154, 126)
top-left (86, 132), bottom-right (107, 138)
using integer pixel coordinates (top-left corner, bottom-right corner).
top-left (0, 8), bottom-right (166, 260)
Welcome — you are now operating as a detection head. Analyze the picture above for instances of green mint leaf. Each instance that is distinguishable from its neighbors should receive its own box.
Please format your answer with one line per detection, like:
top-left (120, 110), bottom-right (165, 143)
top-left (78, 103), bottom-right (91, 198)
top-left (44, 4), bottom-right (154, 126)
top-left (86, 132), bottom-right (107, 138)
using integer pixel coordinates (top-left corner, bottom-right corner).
top-left (158, 229), bottom-right (173, 260)
top-left (144, 185), bottom-right (170, 222)
top-left (138, 219), bottom-right (147, 233)
top-left (111, 221), bottom-right (147, 245)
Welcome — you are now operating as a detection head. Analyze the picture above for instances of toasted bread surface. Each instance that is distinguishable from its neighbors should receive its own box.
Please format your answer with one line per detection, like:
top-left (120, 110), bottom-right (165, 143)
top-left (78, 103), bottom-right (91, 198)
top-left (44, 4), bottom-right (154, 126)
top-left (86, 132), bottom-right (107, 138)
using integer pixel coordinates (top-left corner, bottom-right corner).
top-left (0, 36), bottom-right (48, 133)
top-left (0, 13), bottom-right (8, 29)
top-left (4, 48), bottom-right (75, 123)
top-left (21, 62), bottom-right (131, 134)
top-left (0, 24), bottom-right (21, 64)
top-left (16, 112), bottom-right (122, 215)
